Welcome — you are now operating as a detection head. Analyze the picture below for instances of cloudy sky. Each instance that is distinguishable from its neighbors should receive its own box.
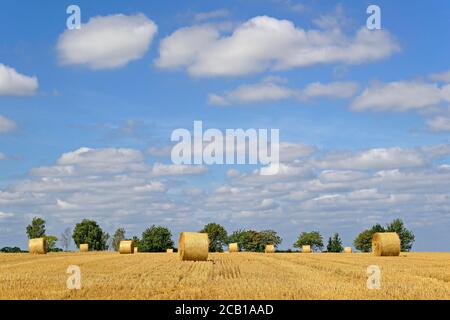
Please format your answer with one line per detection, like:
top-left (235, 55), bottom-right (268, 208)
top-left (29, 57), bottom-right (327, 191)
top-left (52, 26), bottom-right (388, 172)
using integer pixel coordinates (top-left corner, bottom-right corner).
top-left (1, 0), bottom-right (449, 251)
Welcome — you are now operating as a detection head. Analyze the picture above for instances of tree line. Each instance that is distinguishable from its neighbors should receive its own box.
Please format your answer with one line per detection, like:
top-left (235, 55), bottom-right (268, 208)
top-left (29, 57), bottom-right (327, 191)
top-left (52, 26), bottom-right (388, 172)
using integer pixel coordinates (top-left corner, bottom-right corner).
top-left (0, 217), bottom-right (415, 253)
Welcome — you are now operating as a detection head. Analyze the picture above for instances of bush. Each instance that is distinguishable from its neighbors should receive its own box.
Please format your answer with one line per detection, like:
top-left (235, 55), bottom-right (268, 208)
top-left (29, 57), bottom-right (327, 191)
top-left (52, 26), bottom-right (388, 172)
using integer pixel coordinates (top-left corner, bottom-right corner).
top-left (0, 247), bottom-right (23, 253)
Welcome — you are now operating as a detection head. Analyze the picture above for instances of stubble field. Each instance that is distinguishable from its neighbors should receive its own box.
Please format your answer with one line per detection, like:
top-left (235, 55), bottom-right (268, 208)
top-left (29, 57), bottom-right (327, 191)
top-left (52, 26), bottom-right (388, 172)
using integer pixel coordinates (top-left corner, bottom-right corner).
top-left (0, 252), bottom-right (449, 300)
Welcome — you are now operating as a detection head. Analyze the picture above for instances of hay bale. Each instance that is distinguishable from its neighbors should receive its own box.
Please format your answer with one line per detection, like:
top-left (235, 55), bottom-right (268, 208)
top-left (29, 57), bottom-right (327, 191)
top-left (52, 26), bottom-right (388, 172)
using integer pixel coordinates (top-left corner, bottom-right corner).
top-left (28, 238), bottom-right (46, 254)
top-left (134, 247), bottom-right (139, 253)
top-left (344, 247), bottom-right (352, 253)
top-left (302, 245), bottom-right (311, 253)
top-left (265, 244), bottom-right (275, 253)
top-left (167, 248), bottom-right (174, 253)
top-left (229, 243), bottom-right (239, 253)
top-left (119, 240), bottom-right (134, 254)
top-left (80, 243), bottom-right (89, 252)
top-left (372, 232), bottom-right (400, 256)
top-left (178, 232), bottom-right (209, 261)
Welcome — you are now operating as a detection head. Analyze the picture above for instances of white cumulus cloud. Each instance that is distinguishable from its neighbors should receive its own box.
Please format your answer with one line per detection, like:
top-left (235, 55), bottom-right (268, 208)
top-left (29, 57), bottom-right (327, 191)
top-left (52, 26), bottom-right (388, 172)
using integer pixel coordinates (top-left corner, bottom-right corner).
top-left (156, 15), bottom-right (399, 77)
top-left (209, 79), bottom-right (358, 105)
top-left (57, 14), bottom-right (158, 69)
top-left (0, 64), bottom-right (38, 96)
top-left (351, 81), bottom-right (447, 112)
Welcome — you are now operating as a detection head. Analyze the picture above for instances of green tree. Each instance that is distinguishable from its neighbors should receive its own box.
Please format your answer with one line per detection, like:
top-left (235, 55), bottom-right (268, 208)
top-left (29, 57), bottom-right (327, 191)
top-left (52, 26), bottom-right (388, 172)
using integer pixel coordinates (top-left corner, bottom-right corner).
top-left (294, 231), bottom-right (324, 252)
top-left (140, 225), bottom-right (174, 252)
top-left (242, 230), bottom-right (263, 252)
top-left (229, 229), bottom-right (282, 252)
top-left (26, 217), bottom-right (46, 239)
top-left (353, 230), bottom-right (372, 252)
top-left (44, 235), bottom-right (60, 252)
top-left (199, 223), bottom-right (228, 252)
top-left (353, 223), bottom-right (385, 252)
top-left (259, 230), bottom-right (282, 250)
top-left (112, 228), bottom-right (126, 251)
top-left (228, 229), bottom-right (249, 251)
top-left (326, 233), bottom-right (343, 253)
top-left (72, 219), bottom-right (108, 251)
top-left (132, 236), bottom-right (140, 249)
top-left (386, 218), bottom-right (415, 252)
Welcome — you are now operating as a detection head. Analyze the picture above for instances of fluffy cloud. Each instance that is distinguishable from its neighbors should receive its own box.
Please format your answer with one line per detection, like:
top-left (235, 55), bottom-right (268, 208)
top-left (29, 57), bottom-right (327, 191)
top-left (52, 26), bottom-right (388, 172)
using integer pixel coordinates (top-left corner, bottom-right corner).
top-left (57, 14), bottom-right (158, 69)
top-left (58, 147), bottom-right (144, 166)
top-left (351, 81), bottom-right (448, 112)
top-left (0, 64), bottom-right (38, 96)
top-left (156, 15), bottom-right (399, 77)
top-left (315, 147), bottom-right (428, 170)
top-left (0, 115), bottom-right (17, 133)
top-left (209, 78), bottom-right (358, 105)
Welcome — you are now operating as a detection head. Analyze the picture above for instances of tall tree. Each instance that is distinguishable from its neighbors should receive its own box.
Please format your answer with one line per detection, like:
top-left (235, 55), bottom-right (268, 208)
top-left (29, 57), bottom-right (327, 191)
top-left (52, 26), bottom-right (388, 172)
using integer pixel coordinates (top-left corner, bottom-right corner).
top-left (60, 227), bottom-right (72, 251)
top-left (72, 219), bottom-right (108, 251)
top-left (326, 233), bottom-right (343, 253)
top-left (140, 225), bottom-right (174, 252)
top-left (199, 223), bottom-right (228, 252)
top-left (112, 228), bottom-right (126, 251)
top-left (386, 219), bottom-right (415, 252)
top-left (294, 231), bottom-right (324, 252)
top-left (26, 217), bottom-right (46, 239)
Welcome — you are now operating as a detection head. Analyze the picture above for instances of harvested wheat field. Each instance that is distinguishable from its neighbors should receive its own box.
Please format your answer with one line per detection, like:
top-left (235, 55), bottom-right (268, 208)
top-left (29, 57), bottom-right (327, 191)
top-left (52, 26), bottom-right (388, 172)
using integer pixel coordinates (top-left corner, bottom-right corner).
top-left (0, 252), bottom-right (449, 300)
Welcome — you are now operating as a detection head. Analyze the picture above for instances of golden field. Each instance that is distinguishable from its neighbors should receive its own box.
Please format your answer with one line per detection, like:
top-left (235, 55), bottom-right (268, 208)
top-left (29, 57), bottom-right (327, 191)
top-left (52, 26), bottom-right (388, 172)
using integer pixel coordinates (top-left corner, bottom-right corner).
top-left (0, 252), bottom-right (449, 300)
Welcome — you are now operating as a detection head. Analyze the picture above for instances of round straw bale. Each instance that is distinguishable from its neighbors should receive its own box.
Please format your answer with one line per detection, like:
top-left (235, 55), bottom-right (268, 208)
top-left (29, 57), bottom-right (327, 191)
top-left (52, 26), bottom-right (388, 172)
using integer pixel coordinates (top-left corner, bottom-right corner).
top-left (229, 243), bottom-right (239, 253)
top-left (134, 246), bottom-right (139, 253)
top-left (344, 247), bottom-right (352, 253)
top-left (372, 232), bottom-right (400, 256)
top-left (80, 243), bottom-right (89, 252)
top-left (178, 232), bottom-right (209, 261)
top-left (28, 238), bottom-right (46, 254)
top-left (119, 240), bottom-right (134, 254)
top-left (302, 245), bottom-right (311, 253)
top-left (265, 244), bottom-right (275, 253)
top-left (166, 248), bottom-right (174, 253)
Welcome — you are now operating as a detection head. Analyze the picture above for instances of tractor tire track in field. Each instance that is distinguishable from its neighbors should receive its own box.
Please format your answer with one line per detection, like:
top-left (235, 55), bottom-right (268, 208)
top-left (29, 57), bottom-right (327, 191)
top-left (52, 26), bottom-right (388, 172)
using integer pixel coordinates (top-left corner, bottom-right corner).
top-left (213, 258), bottom-right (241, 280)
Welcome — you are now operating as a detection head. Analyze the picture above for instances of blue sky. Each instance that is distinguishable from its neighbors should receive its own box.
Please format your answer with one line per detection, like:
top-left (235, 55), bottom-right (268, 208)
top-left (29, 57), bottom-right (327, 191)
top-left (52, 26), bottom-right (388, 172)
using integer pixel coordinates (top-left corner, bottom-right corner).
top-left (1, 0), bottom-right (450, 251)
